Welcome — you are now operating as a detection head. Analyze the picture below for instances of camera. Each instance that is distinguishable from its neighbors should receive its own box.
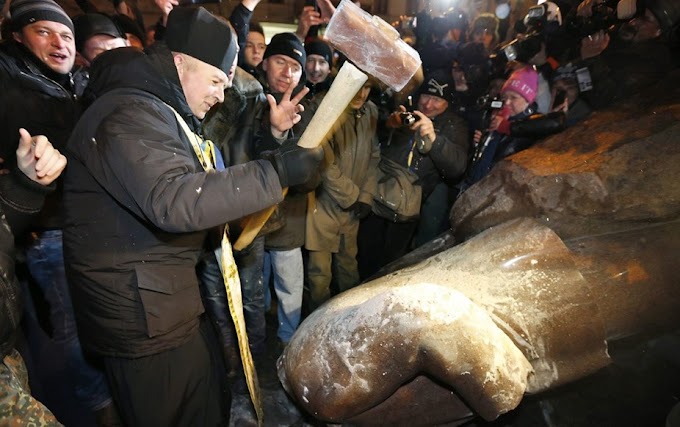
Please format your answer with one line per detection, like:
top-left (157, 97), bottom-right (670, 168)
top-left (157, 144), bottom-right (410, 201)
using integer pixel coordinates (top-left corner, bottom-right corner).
top-left (498, 32), bottom-right (544, 64)
top-left (476, 94), bottom-right (503, 111)
top-left (565, 0), bottom-right (619, 38)
top-left (475, 93), bottom-right (503, 132)
top-left (304, 0), bottom-right (321, 38)
top-left (399, 112), bottom-right (420, 126)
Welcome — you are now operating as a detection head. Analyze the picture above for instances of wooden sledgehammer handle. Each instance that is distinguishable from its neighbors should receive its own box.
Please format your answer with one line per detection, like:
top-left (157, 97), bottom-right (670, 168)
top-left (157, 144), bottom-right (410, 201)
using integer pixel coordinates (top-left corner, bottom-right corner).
top-left (233, 62), bottom-right (368, 251)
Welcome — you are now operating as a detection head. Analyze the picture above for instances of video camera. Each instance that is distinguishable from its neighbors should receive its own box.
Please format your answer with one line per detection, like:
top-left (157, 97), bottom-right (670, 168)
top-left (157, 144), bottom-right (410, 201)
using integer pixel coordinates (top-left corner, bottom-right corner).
top-left (564, 0), bottom-right (620, 38)
top-left (476, 93), bottom-right (503, 112)
top-left (492, 2), bottom-right (559, 70)
top-left (475, 93), bottom-right (504, 131)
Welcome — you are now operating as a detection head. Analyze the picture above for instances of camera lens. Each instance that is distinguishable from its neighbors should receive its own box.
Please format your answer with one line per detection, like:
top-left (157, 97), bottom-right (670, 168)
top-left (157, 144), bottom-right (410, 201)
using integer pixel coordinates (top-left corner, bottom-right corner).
top-left (399, 112), bottom-right (418, 126)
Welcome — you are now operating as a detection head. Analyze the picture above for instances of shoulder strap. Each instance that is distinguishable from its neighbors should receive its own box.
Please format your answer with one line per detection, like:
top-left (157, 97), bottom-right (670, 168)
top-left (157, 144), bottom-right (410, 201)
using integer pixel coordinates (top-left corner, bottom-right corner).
top-left (164, 102), bottom-right (217, 172)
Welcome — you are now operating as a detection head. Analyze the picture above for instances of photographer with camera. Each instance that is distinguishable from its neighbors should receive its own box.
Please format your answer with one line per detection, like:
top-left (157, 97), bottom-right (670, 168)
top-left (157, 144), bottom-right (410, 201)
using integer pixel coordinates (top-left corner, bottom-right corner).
top-left (493, 2), bottom-right (567, 114)
top-left (357, 69), bottom-right (469, 280)
top-left (550, 63), bottom-right (593, 126)
top-left (566, 0), bottom-right (680, 110)
top-left (460, 65), bottom-right (565, 194)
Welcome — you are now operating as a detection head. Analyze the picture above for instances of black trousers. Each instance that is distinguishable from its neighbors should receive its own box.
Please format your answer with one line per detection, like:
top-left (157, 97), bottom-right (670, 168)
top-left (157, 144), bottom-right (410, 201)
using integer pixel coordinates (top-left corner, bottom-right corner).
top-left (103, 325), bottom-right (228, 427)
top-left (357, 213), bottom-right (418, 281)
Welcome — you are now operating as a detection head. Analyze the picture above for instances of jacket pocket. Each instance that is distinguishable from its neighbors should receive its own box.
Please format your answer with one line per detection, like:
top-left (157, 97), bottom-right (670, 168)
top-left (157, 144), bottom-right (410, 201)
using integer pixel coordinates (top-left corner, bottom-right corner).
top-left (135, 265), bottom-right (204, 338)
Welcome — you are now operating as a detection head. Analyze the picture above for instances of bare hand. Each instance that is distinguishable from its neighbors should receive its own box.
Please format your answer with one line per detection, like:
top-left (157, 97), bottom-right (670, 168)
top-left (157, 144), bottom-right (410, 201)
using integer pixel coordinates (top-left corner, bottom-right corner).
top-left (317, 0), bottom-right (336, 21)
top-left (240, 0), bottom-right (262, 12)
top-left (16, 128), bottom-right (67, 185)
top-left (296, 6), bottom-right (325, 40)
top-left (268, 84), bottom-right (310, 138)
top-left (580, 30), bottom-right (610, 60)
top-left (552, 98), bottom-right (569, 114)
top-left (155, 0), bottom-right (178, 25)
top-left (386, 105), bottom-right (407, 129)
top-left (410, 111), bottom-right (436, 144)
top-left (489, 115), bottom-right (503, 132)
top-left (576, 0), bottom-right (596, 18)
top-left (473, 130), bottom-right (483, 145)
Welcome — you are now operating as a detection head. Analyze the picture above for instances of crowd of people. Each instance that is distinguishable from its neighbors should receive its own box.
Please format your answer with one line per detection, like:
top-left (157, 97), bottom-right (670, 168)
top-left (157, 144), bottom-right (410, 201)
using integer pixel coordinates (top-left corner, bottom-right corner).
top-left (0, 0), bottom-right (678, 425)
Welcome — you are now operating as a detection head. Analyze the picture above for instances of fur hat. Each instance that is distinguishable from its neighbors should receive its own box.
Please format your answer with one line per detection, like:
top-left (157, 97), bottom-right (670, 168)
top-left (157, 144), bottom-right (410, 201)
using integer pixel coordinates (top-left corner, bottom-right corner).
top-left (9, 0), bottom-right (73, 33)
top-left (165, 7), bottom-right (237, 74)
top-left (501, 66), bottom-right (538, 103)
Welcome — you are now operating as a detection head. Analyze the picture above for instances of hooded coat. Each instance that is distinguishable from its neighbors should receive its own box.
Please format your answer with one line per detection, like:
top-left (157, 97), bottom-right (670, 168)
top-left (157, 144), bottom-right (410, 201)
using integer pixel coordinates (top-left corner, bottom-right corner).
top-left (63, 44), bottom-right (283, 358)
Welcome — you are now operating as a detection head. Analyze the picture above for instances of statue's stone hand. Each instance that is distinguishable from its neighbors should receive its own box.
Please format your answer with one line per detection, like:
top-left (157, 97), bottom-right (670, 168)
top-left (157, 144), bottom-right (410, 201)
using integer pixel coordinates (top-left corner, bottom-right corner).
top-left (278, 283), bottom-right (533, 423)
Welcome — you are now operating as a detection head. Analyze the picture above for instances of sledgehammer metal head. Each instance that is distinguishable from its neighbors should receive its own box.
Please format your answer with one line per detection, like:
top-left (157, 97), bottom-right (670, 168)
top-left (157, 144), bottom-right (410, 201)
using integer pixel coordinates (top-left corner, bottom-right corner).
top-left (324, 0), bottom-right (422, 92)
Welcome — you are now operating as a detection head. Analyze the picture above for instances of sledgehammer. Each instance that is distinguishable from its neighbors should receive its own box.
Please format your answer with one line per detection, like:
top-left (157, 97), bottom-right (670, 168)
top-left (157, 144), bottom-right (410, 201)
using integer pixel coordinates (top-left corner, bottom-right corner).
top-left (226, 2), bottom-right (422, 423)
top-left (233, 0), bottom-right (422, 251)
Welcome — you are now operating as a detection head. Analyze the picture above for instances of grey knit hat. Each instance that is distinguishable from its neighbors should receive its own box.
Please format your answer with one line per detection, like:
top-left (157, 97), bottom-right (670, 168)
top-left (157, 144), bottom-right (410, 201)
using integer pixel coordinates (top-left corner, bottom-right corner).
top-left (9, 0), bottom-right (74, 33)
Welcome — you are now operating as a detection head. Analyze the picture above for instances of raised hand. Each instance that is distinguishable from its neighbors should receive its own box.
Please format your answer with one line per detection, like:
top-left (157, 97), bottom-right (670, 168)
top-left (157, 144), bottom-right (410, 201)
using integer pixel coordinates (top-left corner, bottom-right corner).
top-left (317, 0), bottom-right (336, 22)
top-left (296, 6), bottom-right (325, 40)
top-left (411, 110), bottom-right (436, 149)
top-left (580, 30), bottom-right (610, 60)
top-left (16, 128), bottom-right (67, 185)
top-left (267, 84), bottom-right (310, 139)
top-left (155, 0), bottom-right (178, 25)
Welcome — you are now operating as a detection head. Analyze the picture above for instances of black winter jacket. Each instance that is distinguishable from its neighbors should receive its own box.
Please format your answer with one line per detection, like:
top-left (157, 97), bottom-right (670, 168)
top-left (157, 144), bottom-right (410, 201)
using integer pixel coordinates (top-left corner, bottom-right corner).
top-left (251, 79), bottom-right (319, 251)
top-left (381, 108), bottom-right (469, 199)
top-left (0, 41), bottom-right (84, 229)
top-left (63, 44), bottom-right (284, 358)
top-left (0, 171), bottom-right (53, 358)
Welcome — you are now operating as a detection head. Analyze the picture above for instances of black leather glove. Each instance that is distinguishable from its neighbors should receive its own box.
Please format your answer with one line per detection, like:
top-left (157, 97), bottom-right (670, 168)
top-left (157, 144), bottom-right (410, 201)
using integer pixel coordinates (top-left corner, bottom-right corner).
top-left (510, 112), bottom-right (566, 138)
top-left (263, 139), bottom-right (324, 187)
top-left (348, 201), bottom-right (372, 219)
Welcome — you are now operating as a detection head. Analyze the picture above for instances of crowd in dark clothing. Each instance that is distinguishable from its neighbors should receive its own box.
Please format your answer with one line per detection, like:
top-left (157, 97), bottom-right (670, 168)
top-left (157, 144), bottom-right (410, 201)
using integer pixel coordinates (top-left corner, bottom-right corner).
top-left (1, 0), bottom-right (679, 425)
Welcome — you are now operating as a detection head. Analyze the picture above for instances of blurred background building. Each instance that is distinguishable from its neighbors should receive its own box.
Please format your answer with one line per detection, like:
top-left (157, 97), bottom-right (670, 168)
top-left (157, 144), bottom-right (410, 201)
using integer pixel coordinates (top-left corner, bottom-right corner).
top-left (45, 0), bottom-right (514, 42)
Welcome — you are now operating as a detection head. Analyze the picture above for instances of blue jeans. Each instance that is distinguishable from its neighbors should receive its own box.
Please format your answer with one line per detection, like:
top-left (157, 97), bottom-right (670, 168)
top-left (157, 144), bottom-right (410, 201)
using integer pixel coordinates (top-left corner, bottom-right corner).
top-left (263, 248), bottom-right (303, 343)
top-left (24, 230), bottom-right (111, 411)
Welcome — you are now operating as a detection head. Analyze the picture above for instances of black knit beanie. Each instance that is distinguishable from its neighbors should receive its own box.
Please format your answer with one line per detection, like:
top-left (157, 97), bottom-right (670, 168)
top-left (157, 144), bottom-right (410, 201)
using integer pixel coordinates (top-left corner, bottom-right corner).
top-left (263, 32), bottom-right (306, 69)
top-left (304, 39), bottom-right (332, 65)
top-left (9, 0), bottom-right (74, 33)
